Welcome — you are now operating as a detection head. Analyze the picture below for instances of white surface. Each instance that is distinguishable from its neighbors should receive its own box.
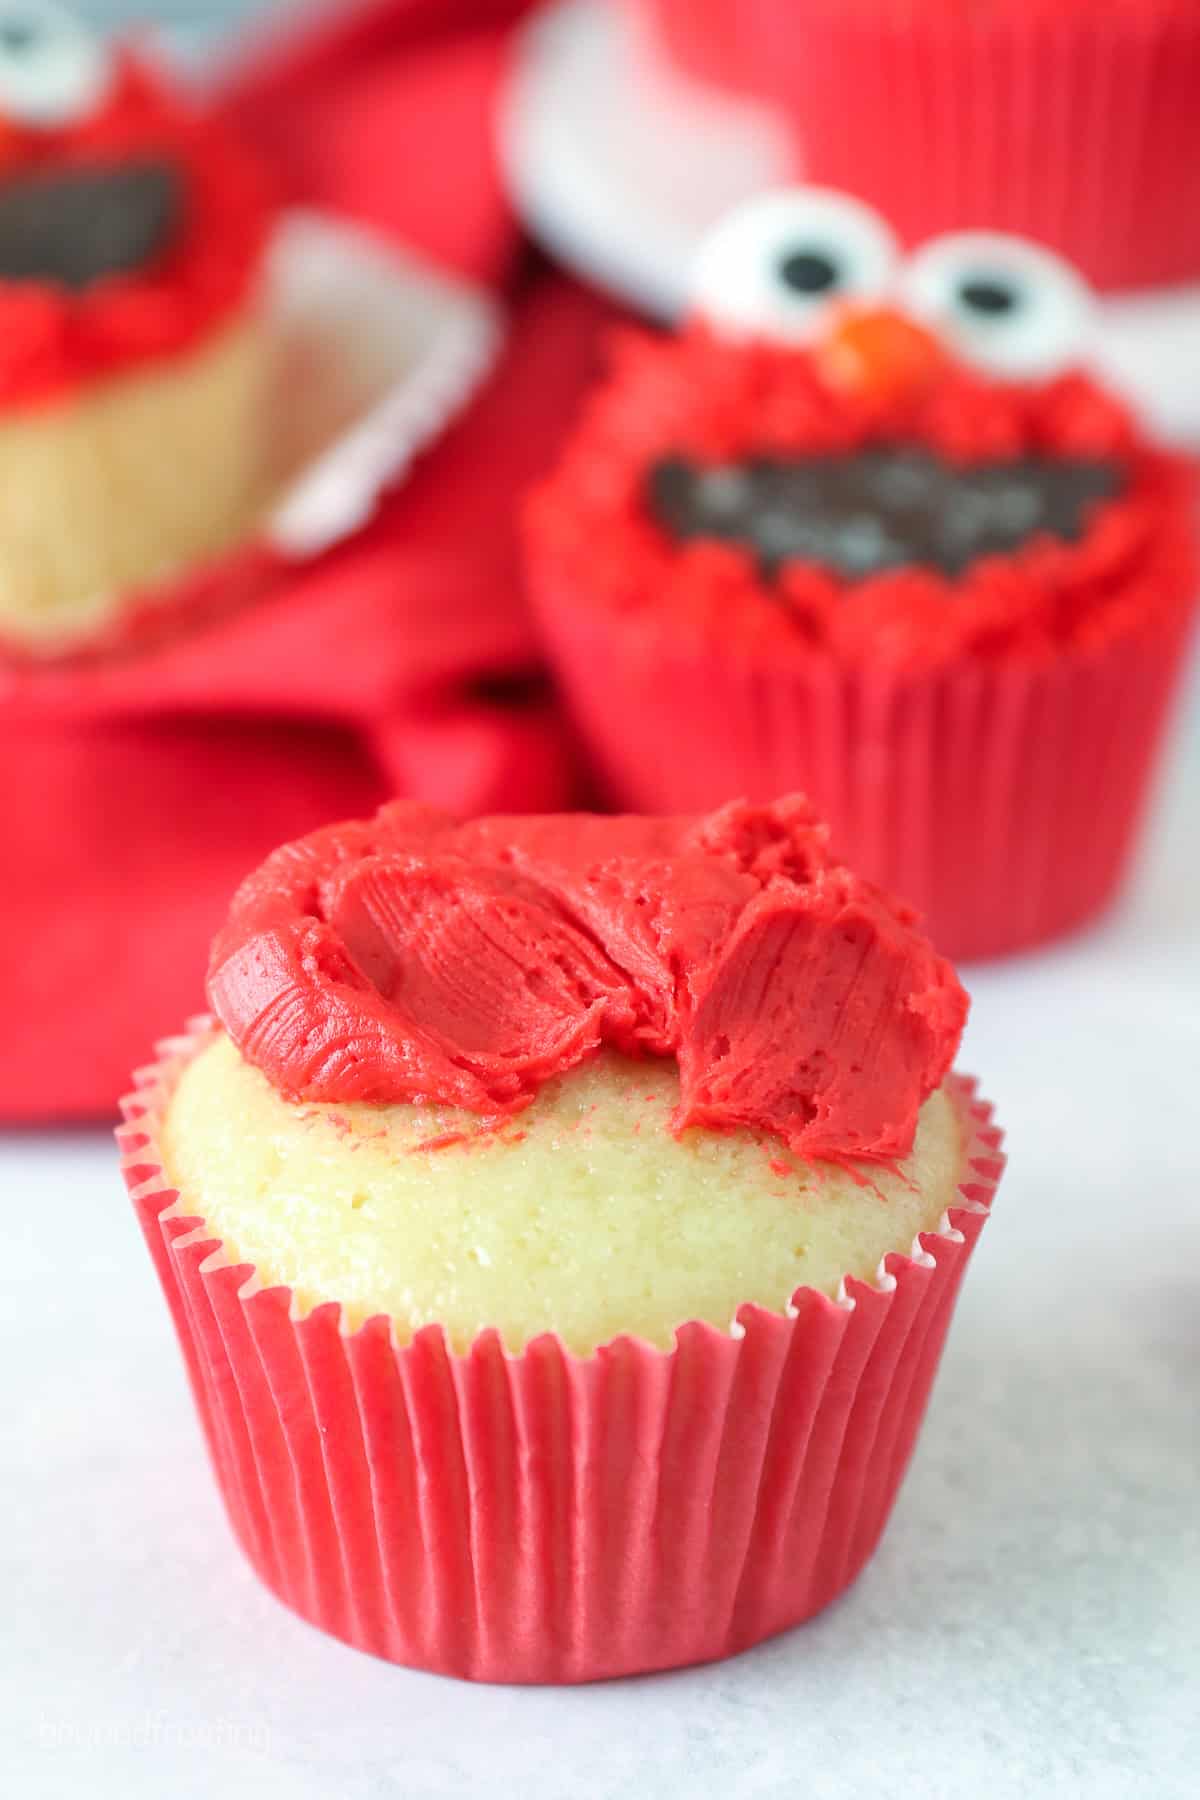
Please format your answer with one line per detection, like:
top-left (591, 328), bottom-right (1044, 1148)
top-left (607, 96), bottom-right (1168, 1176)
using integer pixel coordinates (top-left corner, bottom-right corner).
top-left (501, 0), bottom-right (1200, 445)
top-left (3, 662), bottom-right (1199, 1798)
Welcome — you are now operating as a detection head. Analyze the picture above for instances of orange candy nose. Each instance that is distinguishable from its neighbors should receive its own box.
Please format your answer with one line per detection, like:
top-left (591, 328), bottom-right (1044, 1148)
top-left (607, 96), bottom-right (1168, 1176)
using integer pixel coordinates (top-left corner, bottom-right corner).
top-left (818, 306), bottom-right (947, 405)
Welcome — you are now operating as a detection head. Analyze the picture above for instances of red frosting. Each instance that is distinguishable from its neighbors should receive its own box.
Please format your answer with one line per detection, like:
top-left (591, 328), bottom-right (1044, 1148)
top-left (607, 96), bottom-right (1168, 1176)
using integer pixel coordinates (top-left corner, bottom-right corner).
top-left (208, 796), bottom-right (968, 1163)
top-left (0, 52), bottom-right (273, 408)
top-left (527, 325), bottom-right (1197, 671)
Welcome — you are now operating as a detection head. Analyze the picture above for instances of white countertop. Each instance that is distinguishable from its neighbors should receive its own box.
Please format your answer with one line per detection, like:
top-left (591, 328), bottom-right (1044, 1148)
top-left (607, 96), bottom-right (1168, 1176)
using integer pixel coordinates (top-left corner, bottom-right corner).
top-left (4, 659), bottom-right (1199, 1800)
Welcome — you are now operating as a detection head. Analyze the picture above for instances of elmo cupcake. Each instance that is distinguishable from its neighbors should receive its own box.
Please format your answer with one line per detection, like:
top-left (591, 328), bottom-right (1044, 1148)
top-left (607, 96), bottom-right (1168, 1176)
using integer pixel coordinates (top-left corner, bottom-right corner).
top-left (120, 794), bottom-right (1001, 1682)
top-left (526, 187), bottom-right (1199, 960)
top-left (0, 2), bottom-right (273, 652)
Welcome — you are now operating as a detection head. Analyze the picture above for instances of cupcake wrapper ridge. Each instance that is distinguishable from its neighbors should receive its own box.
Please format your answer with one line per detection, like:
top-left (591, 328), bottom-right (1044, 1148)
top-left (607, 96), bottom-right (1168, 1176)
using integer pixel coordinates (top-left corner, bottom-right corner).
top-left (747, 0), bottom-right (1200, 292)
top-left (120, 1021), bottom-right (1001, 1684)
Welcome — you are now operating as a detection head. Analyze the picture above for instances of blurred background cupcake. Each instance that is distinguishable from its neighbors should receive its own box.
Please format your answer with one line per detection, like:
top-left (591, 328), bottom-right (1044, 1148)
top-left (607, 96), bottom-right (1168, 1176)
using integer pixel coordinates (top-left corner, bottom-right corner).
top-left (526, 189), bottom-right (1199, 960)
top-left (0, 0), bottom-right (273, 655)
top-left (632, 0), bottom-right (1200, 294)
top-left (736, 0), bottom-right (1200, 294)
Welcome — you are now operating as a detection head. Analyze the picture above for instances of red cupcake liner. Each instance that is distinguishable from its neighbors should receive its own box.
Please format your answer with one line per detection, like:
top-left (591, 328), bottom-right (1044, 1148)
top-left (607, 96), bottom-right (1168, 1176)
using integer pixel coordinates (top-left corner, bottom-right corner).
top-left (632, 0), bottom-right (750, 94)
top-left (737, 0), bottom-right (1200, 293)
top-left (531, 573), bottom-right (1197, 961)
top-left (119, 1021), bottom-right (1001, 1684)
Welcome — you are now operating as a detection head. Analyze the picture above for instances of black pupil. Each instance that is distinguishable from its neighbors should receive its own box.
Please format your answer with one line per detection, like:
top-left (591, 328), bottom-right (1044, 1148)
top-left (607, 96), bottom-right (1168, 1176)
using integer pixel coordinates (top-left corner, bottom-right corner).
top-left (959, 277), bottom-right (1020, 317)
top-left (0, 19), bottom-right (39, 53)
top-left (778, 248), bottom-right (840, 296)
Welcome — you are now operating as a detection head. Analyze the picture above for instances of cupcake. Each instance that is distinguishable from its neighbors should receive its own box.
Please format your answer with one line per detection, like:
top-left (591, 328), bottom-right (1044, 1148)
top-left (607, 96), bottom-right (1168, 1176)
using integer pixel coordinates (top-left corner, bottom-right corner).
top-left (0, 2), bottom-right (273, 653)
top-left (526, 188), bottom-right (1199, 960)
top-left (640, 0), bottom-right (1200, 293)
top-left (120, 793), bottom-right (1003, 1683)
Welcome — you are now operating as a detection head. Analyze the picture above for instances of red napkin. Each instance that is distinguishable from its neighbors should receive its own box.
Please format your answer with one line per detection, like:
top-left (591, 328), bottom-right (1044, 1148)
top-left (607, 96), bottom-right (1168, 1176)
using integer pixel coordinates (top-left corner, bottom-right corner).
top-left (216, 0), bottom-right (540, 286)
top-left (0, 0), bottom-right (624, 1120)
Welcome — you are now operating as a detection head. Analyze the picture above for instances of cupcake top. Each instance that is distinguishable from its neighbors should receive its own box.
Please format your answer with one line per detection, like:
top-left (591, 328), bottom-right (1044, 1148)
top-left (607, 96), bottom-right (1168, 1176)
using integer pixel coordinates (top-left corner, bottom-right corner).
top-left (0, 2), bottom-right (273, 408)
top-left (529, 189), bottom-right (1196, 669)
top-left (208, 794), bottom-right (968, 1166)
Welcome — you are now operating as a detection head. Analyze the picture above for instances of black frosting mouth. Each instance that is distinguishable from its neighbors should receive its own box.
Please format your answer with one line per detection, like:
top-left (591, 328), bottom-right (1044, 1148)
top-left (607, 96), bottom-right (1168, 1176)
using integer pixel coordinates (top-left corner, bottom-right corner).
top-left (0, 158), bottom-right (181, 291)
top-left (646, 446), bottom-right (1124, 582)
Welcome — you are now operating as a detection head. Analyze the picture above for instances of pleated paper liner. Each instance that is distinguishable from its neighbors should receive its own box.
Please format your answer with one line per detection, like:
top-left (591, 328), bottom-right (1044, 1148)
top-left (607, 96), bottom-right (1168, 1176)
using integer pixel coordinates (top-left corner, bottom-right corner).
top-left (743, 0), bottom-right (1200, 292)
top-left (632, 0), bottom-right (751, 95)
top-left (530, 573), bottom-right (1197, 962)
top-left (119, 1020), bottom-right (1002, 1684)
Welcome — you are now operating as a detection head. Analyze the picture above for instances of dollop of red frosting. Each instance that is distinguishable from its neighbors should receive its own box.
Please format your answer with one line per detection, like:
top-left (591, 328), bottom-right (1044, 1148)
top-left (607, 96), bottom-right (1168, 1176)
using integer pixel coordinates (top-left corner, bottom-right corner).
top-left (0, 52), bottom-right (273, 408)
top-left (527, 325), bottom-right (1197, 670)
top-left (208, 797), bottom-right (968, 1164)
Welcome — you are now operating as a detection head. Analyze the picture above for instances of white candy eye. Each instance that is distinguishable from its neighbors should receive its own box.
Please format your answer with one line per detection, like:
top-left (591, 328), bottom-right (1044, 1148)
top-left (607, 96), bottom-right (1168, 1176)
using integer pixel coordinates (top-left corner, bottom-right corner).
top-left (688, 187), bottom-right (900, 346)
top-left (0, 2), bottom-right (111, 129)
top-left (898, 231), bottom-right (1094, 380)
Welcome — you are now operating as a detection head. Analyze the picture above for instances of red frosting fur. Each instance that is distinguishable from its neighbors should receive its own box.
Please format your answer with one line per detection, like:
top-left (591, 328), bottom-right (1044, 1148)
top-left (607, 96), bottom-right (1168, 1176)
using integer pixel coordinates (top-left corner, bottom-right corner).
top-left (0, 53), bottom-right (273, 407)
top-left (208, 797), bottom-right (969, 1163)
top-left (527, 325), bottom-right (1197, 670)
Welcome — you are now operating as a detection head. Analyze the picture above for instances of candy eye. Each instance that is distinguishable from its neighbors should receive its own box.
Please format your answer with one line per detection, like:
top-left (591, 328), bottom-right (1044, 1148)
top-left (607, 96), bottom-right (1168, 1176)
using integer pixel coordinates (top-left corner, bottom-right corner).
top-left (898, 231), bottom-right (1094, 380)
top-left (688, 187), bottom-right (900, 346)
top-left (0, 2), bottom-right (111, 129)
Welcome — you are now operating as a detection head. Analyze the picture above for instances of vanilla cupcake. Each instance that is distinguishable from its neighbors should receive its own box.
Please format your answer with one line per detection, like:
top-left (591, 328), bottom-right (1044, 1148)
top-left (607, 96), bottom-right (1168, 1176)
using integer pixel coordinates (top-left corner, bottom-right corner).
top-left (0, 4), bottom-right (272, 653)
top-left (122, 796), bottom-right (1003, 1683)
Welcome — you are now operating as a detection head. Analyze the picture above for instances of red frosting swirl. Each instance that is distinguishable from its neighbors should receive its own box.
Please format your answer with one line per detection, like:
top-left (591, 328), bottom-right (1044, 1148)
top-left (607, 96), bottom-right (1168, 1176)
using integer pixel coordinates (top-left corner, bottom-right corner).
top-left (208, 798), bottom-right (969, 1163)
top-left (0, 53), bottom-right (273, 408)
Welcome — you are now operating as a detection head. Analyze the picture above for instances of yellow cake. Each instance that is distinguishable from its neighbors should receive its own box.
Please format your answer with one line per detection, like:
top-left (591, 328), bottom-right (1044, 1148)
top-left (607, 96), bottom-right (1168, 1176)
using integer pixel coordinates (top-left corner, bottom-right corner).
top-left (162, 1032), bottom-right (966, 1356)
top-left (0, 315), bottom-right (266, 650)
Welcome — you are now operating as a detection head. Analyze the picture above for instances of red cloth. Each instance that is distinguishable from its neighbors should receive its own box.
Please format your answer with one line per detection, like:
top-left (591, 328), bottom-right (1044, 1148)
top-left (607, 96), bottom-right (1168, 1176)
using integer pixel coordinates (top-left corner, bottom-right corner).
top-left (0, 1), bottom-right (623, 1120)
top-left (215, 0), bottom-right (539, 285)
